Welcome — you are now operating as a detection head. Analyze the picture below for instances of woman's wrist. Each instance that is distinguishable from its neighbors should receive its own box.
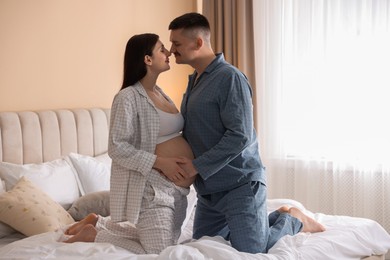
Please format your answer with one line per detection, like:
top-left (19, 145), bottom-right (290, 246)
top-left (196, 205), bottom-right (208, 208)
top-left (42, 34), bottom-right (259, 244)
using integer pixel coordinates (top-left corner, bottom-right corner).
top-left (152, 156), bottom-right (162, 171)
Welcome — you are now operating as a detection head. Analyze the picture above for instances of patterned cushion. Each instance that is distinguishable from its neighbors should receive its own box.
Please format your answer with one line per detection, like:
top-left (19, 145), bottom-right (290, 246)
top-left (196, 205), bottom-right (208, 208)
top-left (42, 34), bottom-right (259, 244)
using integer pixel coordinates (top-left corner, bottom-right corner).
top-left (0, 177), bottom-right (75, 236)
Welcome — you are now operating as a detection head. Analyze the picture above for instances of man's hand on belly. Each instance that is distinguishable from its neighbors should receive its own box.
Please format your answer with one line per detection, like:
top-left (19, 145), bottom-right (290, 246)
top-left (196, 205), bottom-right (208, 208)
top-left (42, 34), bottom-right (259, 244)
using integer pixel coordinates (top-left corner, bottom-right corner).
top-left (177, 156), bottom-right (198, 178)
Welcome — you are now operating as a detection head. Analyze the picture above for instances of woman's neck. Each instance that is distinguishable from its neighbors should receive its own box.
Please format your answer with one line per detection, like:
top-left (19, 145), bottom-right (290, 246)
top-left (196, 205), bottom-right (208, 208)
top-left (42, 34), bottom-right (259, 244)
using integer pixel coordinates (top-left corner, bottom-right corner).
top-left (139, 75), bottom-right (158, 91)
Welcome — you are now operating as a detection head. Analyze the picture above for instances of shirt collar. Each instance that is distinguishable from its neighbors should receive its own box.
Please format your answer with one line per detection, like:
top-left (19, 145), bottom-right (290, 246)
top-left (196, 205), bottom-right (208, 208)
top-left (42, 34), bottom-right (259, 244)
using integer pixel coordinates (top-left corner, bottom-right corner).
top-left (133, 81), bottom-right (147, 98)
top-left (203, 53), bottom-right (225, 74)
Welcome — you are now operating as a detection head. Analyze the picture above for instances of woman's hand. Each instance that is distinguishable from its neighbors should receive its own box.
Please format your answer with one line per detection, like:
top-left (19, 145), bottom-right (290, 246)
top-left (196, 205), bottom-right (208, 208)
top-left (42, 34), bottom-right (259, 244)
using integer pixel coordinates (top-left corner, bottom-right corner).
top-left (153, 157), bottom-right (187, 182)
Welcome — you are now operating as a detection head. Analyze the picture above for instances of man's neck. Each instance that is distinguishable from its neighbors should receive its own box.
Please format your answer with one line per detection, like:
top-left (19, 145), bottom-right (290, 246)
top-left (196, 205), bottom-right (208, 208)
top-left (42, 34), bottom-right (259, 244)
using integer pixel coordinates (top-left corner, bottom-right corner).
top-left (192, 52), bottom-right (216, 76)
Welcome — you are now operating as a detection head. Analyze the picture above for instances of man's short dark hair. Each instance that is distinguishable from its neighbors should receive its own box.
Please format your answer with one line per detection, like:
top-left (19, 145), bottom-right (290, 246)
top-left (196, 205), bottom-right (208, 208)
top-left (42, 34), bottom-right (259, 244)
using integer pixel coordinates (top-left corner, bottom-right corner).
top-left (169, 12), bottom-right (210, 31)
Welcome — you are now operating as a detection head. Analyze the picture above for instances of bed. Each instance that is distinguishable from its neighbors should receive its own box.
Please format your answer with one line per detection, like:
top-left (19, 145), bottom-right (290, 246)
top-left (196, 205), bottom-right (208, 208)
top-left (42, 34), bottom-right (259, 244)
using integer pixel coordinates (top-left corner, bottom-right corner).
top-left (0, 108), bottom-right (389, 260)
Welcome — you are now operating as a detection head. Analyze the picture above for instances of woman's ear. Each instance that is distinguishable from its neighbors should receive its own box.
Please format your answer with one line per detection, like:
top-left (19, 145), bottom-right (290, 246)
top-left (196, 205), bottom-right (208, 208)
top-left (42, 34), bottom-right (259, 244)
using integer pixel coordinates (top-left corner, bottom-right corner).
top-left (144, 55), bottom-right (152, 65)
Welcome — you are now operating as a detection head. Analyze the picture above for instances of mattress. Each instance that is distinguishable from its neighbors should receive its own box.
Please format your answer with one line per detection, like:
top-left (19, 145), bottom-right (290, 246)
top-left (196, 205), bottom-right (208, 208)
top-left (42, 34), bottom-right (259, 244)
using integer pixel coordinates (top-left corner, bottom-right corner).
top-left (0, 198), bottom-right (389, 260)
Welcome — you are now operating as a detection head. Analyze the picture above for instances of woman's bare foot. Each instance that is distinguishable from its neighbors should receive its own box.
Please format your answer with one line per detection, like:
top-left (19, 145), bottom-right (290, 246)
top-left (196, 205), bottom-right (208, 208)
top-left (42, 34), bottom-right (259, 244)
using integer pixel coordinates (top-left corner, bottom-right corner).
top-left (65, 213), bottom-right (98, 235)
top-left (288, 207), bottom-right (326, 233)
top-left (64, 224), bottom-right (97, 243)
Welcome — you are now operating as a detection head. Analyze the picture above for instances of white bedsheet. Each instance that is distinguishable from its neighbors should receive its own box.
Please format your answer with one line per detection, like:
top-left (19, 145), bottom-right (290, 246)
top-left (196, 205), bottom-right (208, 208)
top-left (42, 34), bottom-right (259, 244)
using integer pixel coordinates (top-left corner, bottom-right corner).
top-left (1, 199), bottom-right (389, 260)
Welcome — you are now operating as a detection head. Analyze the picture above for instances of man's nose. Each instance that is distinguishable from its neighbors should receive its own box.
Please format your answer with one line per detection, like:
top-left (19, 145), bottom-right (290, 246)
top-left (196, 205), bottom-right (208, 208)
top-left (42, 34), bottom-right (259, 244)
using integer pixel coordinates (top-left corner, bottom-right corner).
top-left (164, 48), bottom-right (171, 57)
top-left (169, 45), bottom-right (175, 54)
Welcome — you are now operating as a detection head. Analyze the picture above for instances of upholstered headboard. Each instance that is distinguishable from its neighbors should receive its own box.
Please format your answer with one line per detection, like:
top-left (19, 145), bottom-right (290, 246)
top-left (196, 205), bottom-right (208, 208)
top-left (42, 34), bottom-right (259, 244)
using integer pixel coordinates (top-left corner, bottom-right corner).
top-left (0, 108), bottom-right (110, 164)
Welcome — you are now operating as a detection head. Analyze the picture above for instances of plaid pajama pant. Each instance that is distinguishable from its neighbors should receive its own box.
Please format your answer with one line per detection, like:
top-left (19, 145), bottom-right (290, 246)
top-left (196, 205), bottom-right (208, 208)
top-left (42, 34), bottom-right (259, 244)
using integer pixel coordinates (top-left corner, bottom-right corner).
top-left (95, 170), bottom-right (189, 254)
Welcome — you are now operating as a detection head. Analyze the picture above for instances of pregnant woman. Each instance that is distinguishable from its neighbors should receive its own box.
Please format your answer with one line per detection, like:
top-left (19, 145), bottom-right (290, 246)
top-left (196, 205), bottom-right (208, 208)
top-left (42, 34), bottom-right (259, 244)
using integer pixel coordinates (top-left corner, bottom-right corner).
top-left (63, 33), bottom-right (195, 254)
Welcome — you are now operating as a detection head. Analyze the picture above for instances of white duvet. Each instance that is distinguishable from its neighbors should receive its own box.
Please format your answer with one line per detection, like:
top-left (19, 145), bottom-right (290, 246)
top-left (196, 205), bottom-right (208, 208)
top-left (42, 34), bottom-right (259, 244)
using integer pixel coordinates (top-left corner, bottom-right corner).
top-left (1, 199), bottom-right (390, 260)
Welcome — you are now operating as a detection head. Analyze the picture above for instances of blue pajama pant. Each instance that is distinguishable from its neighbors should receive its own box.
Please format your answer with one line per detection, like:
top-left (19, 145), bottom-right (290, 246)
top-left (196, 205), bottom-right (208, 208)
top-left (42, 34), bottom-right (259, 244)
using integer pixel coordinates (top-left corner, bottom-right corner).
top-left (193, 181), bottom-right (303, 253)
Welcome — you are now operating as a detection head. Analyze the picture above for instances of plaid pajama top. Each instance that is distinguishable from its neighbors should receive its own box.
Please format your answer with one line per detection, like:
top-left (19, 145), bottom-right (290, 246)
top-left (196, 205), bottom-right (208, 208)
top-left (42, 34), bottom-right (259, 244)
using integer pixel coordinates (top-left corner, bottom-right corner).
top-left (108, 82), bottom-right (175, 224)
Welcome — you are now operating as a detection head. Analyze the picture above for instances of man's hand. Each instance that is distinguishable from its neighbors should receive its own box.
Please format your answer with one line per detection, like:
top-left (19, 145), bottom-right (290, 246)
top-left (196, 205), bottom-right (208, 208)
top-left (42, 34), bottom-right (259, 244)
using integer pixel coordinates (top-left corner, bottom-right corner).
top-left (177, 156), bottom-right (198, 178)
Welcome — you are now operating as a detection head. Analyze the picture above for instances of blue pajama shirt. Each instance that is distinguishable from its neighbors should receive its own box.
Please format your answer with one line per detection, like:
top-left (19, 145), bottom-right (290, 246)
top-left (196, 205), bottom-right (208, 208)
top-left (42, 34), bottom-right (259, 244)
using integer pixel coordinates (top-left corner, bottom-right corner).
top-left (180, 53), bottom-right (302, 253)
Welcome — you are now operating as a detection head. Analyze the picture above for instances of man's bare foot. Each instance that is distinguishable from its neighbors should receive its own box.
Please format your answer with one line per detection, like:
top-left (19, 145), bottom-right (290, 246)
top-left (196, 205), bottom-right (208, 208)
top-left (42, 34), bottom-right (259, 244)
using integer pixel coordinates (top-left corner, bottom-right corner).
top-left (277, 205), bottom-right (290, 213)
top-left (288, 207), bottom-right (326, 233)
top-left (65, 213), bottom-right (98, 235)
top-left (64, 224), bottom-right (97, 243)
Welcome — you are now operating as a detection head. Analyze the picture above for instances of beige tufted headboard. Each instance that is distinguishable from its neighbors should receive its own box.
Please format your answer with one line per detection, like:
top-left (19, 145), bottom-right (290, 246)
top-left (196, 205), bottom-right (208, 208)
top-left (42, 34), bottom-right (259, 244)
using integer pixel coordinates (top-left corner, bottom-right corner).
top-left (0, 108), bottom-right (110, 164)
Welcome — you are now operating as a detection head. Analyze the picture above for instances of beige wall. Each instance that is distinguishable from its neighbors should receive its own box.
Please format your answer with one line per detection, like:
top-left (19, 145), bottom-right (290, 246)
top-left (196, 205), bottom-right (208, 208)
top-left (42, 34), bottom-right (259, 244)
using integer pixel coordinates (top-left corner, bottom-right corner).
top-left (0, 0), bottom-right (197, 112)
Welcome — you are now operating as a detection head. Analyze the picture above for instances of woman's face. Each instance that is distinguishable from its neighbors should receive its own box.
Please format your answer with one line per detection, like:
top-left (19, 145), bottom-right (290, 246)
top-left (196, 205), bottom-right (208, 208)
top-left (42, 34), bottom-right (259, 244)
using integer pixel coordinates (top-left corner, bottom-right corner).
top-left (148, 40), bottom-right (171, 74)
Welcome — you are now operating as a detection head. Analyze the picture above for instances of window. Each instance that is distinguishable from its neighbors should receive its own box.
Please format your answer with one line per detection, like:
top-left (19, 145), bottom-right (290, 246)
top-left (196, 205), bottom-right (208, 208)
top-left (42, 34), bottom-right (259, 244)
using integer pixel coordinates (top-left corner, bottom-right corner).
top-left (254, 0), bottom-right (390, 164)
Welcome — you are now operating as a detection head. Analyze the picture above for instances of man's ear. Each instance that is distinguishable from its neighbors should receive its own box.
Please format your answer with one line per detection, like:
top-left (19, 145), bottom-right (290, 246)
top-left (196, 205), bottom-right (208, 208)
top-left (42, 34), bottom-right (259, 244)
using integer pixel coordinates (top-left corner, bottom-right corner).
top-left (144, 55), bottom-right (152, 65)
top-left (195, 37), bottom-right (203, 50)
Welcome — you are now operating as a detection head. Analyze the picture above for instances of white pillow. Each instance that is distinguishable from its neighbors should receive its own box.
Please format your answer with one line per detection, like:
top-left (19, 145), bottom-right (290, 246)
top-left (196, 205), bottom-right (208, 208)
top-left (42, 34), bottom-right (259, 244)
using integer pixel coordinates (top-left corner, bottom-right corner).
top-left (67, 153), bottom-right (111, 195)
top-left (0, 158), bottom-right (80, 209)
top-left (94, 153), bottom-right (112, 166)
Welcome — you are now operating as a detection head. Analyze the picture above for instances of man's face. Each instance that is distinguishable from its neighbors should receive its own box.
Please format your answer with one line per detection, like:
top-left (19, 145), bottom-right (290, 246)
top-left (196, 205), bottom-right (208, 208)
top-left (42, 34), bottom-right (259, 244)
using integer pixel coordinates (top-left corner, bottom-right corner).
top-left (169, 29), bottom-right (198, 65)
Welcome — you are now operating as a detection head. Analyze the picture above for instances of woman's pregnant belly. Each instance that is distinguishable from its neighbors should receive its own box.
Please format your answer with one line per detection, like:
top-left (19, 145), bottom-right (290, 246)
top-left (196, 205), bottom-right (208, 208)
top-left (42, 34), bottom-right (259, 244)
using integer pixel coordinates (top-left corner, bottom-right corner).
top-left (155, 135), bottom-right (196, 188)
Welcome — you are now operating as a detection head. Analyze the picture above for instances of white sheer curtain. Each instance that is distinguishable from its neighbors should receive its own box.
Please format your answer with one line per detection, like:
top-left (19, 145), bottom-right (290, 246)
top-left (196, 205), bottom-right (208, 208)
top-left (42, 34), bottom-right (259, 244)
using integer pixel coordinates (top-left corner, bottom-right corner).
top-left (253, 0), bottom-right (390, 233)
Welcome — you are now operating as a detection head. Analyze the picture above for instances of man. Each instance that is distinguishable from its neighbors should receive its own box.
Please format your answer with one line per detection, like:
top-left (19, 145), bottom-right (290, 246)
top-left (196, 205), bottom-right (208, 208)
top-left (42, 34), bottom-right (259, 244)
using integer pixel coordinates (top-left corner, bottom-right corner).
top-left (169, 12), bottom-right (325, 254)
